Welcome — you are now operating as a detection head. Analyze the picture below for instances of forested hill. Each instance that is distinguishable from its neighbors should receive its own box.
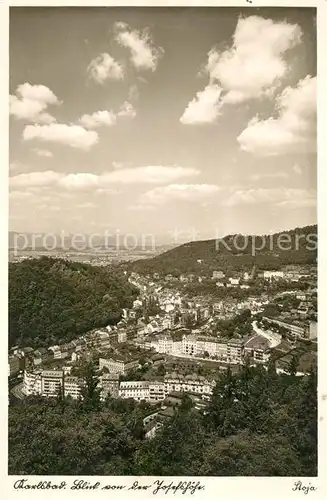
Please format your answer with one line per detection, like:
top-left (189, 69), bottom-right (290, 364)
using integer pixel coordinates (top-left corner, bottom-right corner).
top-left (130, 225), bottom-right (317, 275)
top-left (9, 257), bottom-right (138, 348)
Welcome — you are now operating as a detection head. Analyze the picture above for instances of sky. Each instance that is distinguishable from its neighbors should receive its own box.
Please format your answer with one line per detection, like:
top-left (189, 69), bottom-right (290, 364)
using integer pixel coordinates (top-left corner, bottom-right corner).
top-left (9, 7), bottom-right (317, 242)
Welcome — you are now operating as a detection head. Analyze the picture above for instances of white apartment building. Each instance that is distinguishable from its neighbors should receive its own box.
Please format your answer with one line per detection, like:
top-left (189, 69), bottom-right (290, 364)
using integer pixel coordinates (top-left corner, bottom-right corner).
top-left (119, 381), bottom-right (150, 401)
top-left (148, 381), bottom-right (166, 402)
top-left (226, 341), bottom-right (243, 363)
top-left (99, 357), bottom-right (139, 375)
top-left (41, 370), bottom-right (64, 397)
top-left (164, 374), bottom-right (215, 396)
top-left (64, 376), bottom-right (84, 399)
top-left (263, 270), bottom-right (284, 280)
top-left (23, 369), bottom-right (42, 396)
top-left (182, 335), bottom-right (197, 356)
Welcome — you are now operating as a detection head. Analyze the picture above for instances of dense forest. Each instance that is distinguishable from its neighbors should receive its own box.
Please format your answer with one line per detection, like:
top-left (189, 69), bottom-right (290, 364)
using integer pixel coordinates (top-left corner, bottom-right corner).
top-left (8, 362), bottom-right (317, 476)
top-left (9, 257), bottom-right (138, 348)
top-left (129, 225), bottom-right (317, 275)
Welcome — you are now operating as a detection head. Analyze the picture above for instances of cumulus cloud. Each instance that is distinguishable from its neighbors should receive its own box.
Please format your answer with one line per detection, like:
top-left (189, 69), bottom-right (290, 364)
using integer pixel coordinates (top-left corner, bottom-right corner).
top-left (87, 53), bottom-right (124, 83)
top-left (101, 165), bottom-right (199, 185)
top-left (237, 75), bottom-right (316, 156)
top-left (205, 16), bottom-right (302, 105)
top-left (180, 16), bottom-right (303, 124)
top-left (114, 22), bottom-right (163, 71)
top-left (10, 170), bottom-right (62, 189)
top-left (9, 165), bottom-right (199, 191)
top-left (33, 148), bottom-right (53, 157)
top-left (80, 110), bottom-right (117, 129)
top-left (180, 84), bottom-right (223, 124)
top-left (135, 183), bottom-right (220, 208)
top-left (224, 187), bottom-right (316, 208)
top-left (23, 123), bottom-right (99, 151)
top-left (117, 101), bottom-right (136, 119)
top-left (58, 173), bottom-right (99, 190)
top-left (10, 83), bottom-right (60, 123)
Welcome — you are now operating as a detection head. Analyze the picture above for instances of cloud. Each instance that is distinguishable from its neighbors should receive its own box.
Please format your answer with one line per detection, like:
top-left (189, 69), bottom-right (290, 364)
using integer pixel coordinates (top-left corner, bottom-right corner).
top-left (180, 84), bottom-right (223, 124)
top-left (128, 84), bottom-right (139, 101)
top-left (224, 187), bottom-right (316, 208)
top-left (101, 165), bottom-right (199, 185)
top-left (250, 171), bottom-right (289, 181)
top-left (23, 123), bottom-right (99, 151)
top-left (114, 22), bottom-right (163, 71)
top-left (80, 110), bottom-right (117, 129)
top-left (33, 148), bottom-right (53, 157)
top-left (58, 173), bottom-right (99, 190)
top-left (9, 166), bottom-right (199, 191)
top-left (87, 53), bottom-right (124, 83)
top-left (293, 163), bottom-right (302, 175)
top-left (10, 83), bottom-right (60, 123)
top-left (9, 190), bottom-right (34, 201)
top-left (204, 16), bottom-right (302, 105)
top-left (117, 101), bottom-right (136, 119)
top-left (10, 170), bottom-right (62, 188)
top-left (237, 75), bottom-right (316, 156)
top-left (135, 183), bottom-right (220, 208)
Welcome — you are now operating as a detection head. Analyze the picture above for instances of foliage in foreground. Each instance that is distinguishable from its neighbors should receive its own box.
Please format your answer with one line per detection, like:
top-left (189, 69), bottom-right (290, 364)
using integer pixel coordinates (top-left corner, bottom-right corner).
top-left (8, 363), bottom-right (317, 476)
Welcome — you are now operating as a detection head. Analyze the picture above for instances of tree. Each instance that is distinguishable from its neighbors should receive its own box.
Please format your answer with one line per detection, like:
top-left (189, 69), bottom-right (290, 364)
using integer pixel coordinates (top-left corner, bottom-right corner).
top-left (80, 362), bottom-right (101, 411)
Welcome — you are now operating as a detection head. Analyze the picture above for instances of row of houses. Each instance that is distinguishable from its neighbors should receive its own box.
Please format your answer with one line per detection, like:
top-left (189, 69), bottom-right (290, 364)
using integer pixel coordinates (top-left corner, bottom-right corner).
top-left (22, 369), bottom-right (216, 404)
top-left (134, 333), bottom-right (270, 364)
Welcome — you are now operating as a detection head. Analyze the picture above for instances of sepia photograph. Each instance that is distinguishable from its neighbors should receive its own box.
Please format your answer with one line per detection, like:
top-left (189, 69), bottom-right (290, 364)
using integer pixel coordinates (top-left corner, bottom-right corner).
top-left (8, 4), bottom-right (317, 479)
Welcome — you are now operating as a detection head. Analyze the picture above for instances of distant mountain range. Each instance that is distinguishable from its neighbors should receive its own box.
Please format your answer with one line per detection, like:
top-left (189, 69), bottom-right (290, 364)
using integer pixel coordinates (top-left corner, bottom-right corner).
top-left (129, 225), bottom-right (317, 274)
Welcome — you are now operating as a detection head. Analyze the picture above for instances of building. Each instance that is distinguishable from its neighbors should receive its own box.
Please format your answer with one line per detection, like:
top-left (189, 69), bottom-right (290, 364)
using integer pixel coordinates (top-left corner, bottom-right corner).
top-left (119, 381), bottom-right (150, 401)
top-left (117, 331), bottom-right (127, 343)
top-left (64, 376), bottom-right (84, 399)
top-left (244, 336), bottom-right (270, 363)
top-left (226, 340), bottom-right (243, 363)
top-left (8, 355), bottom-right (21, 377)
top-left (99, 373), bottom-right (120, 400)
top-left (99, 357), bottom-right (139, 375)
top-left (23, 369), bottom-right (42, 396)
top-left (262, 317), bottom-right (307, 339)
top-left (148, 381), bottom-right (165, 402)
top-left (41, 370), bottom-right (64, 397)
top-left (182, 335), bottom-right (197, 356)
top-left (263, 270), bottom-right (284, 280)
top-left (212, 271), bottom-right (225, 280)
top-left (164, 373), bottom-right (215, 396)
top-left (309, 321), bottom-right (317, 340)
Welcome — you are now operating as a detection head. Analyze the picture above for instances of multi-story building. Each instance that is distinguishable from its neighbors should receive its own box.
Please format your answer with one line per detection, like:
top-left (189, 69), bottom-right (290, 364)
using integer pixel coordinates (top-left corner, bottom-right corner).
top-left (182, 335), bottom-right (197, 356)
top-left (244, 336), bottom-right (270, 364)
top-left (41, 370), bottom-right (64, 397)
top-left (99, 373), bottom-right (120, 400)
top-left (226, 339), bottom-right (243, 363)
top-left (119, 381), bottom-right (150, 402)
top-left (64, 376), bottom-right (84, 399)
top-left (163, 373), bottom-right (215, 396)
top-left (99, 357), bottom-right (139, 375)
top-left (23, 369), bottom-right (42, 396)
top-left (148, 381), bottom-right (165, 402)
top-left (117, 331), bottom-right (127, 343)
top-left (8, 355), bottom-right (21, 377)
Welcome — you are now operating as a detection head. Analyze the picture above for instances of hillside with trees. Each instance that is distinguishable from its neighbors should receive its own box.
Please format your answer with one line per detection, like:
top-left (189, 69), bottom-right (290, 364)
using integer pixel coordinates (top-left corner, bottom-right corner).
top-left (9, 257), bottom-right (138, 348)
top-left (8, 362), bottom-right (317, 476)
top-left (129, 225), bottom-right (317, 275)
